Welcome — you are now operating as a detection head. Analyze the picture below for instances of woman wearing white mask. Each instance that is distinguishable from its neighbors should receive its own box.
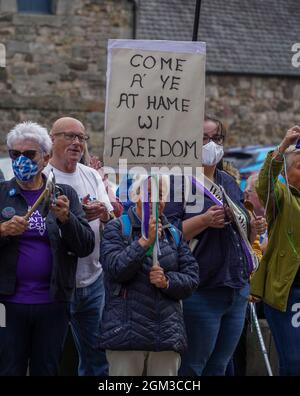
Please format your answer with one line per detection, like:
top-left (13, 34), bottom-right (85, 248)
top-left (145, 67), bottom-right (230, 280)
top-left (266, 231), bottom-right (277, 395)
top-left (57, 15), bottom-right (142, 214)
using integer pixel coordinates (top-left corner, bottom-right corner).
top-left (165, 115), bottom-right (259, 376)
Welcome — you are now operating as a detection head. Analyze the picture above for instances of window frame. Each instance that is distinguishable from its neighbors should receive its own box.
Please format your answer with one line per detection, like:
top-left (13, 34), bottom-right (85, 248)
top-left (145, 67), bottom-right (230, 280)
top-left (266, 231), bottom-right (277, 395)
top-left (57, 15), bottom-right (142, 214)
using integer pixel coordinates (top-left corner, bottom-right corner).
top-left (17, 0), bottom-right (53, 15)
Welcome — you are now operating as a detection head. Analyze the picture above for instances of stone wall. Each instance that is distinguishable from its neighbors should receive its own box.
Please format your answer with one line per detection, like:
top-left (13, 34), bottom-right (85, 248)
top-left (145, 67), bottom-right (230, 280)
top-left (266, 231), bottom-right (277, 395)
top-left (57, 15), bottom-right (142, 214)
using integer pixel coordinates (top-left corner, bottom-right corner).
top-left (206, 74), bottom-right (300, 147)
top-left (1, 0), bottom-right (300, 156)
top-left (0, 0), bottom-right (133, 153)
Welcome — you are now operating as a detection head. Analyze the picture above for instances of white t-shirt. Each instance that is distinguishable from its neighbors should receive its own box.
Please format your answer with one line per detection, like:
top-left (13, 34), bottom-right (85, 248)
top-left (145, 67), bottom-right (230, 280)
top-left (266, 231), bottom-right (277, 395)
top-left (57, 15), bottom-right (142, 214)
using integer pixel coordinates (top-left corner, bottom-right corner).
top-left (44, 163), bottom-right (113, 288)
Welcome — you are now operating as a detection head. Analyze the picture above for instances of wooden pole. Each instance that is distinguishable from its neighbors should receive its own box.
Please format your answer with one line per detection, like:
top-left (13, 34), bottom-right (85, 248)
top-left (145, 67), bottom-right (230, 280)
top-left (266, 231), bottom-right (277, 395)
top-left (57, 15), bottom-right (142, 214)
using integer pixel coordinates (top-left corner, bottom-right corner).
top-left (24, 188), bottom-right (49, 220)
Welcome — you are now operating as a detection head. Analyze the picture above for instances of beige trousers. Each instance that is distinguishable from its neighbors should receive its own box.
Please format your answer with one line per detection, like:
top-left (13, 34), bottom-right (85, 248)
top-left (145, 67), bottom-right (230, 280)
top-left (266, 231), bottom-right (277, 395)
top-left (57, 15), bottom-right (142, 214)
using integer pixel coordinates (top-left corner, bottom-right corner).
top-left (106, 350), bottom-right (181, 376)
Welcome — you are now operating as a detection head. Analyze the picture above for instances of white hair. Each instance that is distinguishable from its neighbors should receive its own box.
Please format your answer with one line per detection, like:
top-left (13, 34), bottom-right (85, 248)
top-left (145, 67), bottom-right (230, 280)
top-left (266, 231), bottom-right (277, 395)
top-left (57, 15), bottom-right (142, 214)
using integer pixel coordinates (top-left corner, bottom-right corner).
top-left (7, 121), bottom-right (52, 154)
top-left (285, 146), bottom-right (300, 169)
top-left (130, 174), bottom-right (170, 203)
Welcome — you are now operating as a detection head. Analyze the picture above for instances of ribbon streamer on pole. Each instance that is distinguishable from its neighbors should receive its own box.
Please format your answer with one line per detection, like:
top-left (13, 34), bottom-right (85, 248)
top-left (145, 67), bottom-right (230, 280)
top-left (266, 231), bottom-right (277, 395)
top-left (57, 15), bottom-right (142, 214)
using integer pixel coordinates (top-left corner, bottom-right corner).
top-left (141, 175), bottom-right (160, 261)
top-left (141, 177), bottom-right (150, 240)
top-left (151, 175), bottom-right (160, 266)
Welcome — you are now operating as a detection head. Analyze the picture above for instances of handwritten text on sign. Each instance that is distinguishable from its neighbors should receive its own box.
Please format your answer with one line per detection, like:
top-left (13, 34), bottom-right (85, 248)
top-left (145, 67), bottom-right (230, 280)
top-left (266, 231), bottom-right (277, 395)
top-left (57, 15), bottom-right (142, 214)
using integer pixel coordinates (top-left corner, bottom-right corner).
top-left (105, 44), bottom-right (205, 170)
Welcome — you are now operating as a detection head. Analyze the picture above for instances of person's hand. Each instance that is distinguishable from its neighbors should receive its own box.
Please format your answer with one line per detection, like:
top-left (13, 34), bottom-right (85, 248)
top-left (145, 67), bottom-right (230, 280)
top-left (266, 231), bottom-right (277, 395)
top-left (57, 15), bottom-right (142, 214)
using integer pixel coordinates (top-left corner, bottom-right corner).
top-left (90, 155), bottom-right (107, 181)
top-left (0, 215), bottom-right (28, 237)
top-left (83, 201), bottom-right (110, 222)
top-left (278, 125), bottom-right (300, 153)
top-left (248, 294), bottom-right (261, 303)
top-left (51, 195), bottom-right (70, 224)
top-left (204, 205), bottom-right (225, 228)
top-left (149, 264), bottom-right (168, 289)
top-left (249, 214), bottom-right (267, 242)
top-left (89, 155), bottom-right (102, 171)
top-left (138, 217), bottom-right (162, 249)
top-left (254, 216), bottom-right (267, 235)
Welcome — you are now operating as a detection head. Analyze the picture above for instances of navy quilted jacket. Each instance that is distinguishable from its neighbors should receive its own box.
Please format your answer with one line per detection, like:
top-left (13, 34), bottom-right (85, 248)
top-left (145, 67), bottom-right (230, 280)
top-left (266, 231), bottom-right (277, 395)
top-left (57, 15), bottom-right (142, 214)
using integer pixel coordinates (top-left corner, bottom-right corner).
top-left (99, 207), bottom-right (199, 353)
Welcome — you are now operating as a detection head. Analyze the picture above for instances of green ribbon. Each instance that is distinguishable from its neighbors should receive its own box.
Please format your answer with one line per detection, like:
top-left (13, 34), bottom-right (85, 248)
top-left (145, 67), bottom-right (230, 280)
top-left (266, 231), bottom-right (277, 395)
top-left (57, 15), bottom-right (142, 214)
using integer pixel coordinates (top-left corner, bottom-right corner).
top-left (146, 244), bottom-right (154, 257)
top-left (145, 176), bottom-right (159, 257)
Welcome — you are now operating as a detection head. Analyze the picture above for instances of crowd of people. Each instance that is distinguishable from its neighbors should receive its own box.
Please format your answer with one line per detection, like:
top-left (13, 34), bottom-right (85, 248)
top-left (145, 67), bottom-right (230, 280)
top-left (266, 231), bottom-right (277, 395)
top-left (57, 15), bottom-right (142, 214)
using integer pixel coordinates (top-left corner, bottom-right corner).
top-left (0, 115), bottom-right (300, 376)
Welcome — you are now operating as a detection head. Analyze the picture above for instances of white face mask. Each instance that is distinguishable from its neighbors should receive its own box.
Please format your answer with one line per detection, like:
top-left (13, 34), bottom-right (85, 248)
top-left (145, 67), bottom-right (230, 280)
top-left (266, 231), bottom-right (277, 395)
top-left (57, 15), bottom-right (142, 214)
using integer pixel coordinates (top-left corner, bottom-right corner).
top-left (202, 141), bottom-right (224, 166)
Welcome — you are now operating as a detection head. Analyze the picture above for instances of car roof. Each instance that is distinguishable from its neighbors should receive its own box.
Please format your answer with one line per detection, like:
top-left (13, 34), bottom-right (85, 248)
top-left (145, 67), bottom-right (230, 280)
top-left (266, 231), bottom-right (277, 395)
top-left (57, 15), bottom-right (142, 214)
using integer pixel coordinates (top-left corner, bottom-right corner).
top-left (224, 145), bottom-right (276, 153)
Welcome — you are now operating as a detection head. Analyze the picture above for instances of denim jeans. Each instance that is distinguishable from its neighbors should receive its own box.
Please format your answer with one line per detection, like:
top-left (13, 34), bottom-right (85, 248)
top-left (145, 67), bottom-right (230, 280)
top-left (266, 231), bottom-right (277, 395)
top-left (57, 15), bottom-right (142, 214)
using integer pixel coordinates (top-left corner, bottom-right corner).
top-left (180, 284), bottom-right (249, 376)
top-left (264, 287), bottom-right (300, 376)
top-left (70, 272), bottom-right (108, 376)
top-left (0, 302), bottom-right (69, 376)
top-left (226, 305), bottom-right (250, 376)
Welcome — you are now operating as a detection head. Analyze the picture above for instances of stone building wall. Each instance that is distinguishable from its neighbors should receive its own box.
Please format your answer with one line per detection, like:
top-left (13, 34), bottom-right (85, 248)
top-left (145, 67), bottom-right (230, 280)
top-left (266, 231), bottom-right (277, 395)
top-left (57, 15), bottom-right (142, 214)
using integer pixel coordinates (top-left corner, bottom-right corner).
top-left (0, 0), bottom-right (300, 155)
top-left (206, 74), bottom-right (300, 147)
top-left (0, 0), bottom-right (133, 153)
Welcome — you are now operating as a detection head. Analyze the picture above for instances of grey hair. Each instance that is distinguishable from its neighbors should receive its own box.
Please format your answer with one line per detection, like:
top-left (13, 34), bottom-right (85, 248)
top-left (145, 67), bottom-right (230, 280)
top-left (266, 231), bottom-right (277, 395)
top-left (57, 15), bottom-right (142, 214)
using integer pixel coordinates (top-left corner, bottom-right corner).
top-left (285, 146), bottom-right (300, 169)
top-left (7, 121), bottom-right (52, 154)
top-left (130, 174), bottom-right (170, 203)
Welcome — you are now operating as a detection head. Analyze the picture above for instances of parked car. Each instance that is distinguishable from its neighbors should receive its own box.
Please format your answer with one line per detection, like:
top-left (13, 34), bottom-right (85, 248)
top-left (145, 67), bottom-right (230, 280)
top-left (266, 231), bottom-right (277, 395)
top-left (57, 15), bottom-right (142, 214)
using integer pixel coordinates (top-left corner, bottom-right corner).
top-left (0, 155), bottom-right (13, 181)
top-left (223, 145), bottom-right (276, 190)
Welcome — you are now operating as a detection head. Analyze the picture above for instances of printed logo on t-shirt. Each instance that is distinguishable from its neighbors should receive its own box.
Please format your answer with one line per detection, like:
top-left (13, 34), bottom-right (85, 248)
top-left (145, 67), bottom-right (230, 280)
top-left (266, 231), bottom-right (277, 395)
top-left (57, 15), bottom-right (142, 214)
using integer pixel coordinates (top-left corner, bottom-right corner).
top-left (80, 194), bottom-right (97, 204)
top-left (28, 210), bottom-right (46, 236)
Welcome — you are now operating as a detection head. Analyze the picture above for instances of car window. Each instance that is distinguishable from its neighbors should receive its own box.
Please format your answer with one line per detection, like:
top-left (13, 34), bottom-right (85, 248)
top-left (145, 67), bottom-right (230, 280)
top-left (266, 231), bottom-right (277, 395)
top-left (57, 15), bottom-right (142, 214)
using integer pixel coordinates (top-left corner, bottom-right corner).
top-left (0, 157), bottom-right (13, 181)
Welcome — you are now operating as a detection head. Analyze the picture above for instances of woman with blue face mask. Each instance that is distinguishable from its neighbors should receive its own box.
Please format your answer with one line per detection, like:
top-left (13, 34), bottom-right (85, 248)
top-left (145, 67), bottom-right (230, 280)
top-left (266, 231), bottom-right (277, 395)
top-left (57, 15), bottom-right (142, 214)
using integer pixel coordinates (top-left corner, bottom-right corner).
top-left (165, 114), bottom-right (261, 376)
top-left (0, 121), bottom-right (95, 376)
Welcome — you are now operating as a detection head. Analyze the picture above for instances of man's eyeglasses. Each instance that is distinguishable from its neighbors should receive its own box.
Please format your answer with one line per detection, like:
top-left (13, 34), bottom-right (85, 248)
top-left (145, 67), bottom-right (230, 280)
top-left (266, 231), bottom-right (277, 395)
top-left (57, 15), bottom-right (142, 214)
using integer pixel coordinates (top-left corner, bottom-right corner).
top-left (53, 132), bottom-right (90, 143)
top-left (203, 135), bottom-right (224, 145)
top-left (8, 149), bottom-right (39, 160)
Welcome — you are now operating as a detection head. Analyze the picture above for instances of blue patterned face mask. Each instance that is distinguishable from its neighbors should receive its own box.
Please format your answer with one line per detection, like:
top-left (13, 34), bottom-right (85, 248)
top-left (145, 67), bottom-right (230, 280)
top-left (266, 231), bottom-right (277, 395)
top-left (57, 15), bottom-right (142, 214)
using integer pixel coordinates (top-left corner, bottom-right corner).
top-left (12, 155), bottom-right (39, 182)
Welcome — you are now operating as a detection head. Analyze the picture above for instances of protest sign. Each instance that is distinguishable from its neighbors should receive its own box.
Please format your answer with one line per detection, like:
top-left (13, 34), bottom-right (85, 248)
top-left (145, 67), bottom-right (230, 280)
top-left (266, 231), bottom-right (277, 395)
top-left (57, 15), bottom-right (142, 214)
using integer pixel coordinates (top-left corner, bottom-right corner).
top-left (104, 39), bottom-right (206, 173)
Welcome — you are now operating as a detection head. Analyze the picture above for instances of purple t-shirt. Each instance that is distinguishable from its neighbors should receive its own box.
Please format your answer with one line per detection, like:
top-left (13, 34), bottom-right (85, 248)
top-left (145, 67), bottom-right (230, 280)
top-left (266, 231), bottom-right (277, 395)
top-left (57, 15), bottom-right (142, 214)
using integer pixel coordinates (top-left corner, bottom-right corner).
top-left (4, 186), bottom-right (54, 304)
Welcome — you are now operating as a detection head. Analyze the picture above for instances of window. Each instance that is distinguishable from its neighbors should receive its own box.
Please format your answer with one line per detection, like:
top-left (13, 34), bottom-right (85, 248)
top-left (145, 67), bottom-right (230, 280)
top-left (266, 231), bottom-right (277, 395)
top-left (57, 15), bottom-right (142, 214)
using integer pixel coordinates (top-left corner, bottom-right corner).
top-left (17, 0), bottom-right (53, 14)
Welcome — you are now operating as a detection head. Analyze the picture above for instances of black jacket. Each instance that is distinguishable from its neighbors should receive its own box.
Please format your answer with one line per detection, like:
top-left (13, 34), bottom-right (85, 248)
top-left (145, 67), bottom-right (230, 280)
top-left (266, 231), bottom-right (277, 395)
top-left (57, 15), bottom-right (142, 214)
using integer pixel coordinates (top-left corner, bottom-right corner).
top-left (0, 177), bottom-right (95, 302)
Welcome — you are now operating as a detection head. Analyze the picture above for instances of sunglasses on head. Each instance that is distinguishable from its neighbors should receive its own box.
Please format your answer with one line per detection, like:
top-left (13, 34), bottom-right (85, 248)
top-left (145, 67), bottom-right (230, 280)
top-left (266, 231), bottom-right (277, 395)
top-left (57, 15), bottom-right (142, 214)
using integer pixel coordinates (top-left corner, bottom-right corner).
top-left (8, 149), bottom-right (39, 160)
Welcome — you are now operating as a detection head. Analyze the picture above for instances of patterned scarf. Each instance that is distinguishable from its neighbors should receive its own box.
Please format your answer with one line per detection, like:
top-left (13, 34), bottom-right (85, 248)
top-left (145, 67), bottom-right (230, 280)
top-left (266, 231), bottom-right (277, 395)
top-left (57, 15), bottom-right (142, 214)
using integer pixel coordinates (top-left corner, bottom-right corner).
top-left (192, 175), bottom-right (259, 273)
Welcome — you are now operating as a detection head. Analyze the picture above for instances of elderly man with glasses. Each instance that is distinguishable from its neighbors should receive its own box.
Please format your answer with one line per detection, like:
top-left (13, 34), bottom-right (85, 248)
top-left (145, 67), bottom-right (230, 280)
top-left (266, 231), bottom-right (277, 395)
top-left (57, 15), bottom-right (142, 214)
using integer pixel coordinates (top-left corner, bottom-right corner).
top-left (44, 117), bottom-right (113, 376)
